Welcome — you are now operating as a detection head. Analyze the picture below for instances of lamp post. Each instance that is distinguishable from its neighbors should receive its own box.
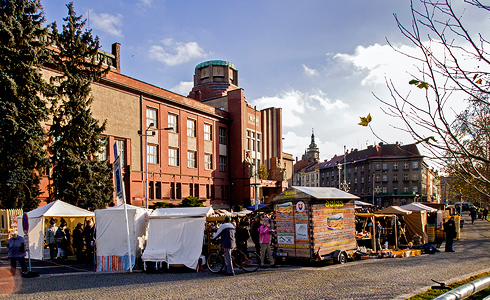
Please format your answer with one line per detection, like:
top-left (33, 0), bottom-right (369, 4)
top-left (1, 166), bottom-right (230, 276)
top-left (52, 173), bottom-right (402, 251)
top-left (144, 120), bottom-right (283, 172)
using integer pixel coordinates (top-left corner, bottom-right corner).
top-left (139, 123), bottom-right (172, 209)
top-left (372, 172), bottom-right (381, 206)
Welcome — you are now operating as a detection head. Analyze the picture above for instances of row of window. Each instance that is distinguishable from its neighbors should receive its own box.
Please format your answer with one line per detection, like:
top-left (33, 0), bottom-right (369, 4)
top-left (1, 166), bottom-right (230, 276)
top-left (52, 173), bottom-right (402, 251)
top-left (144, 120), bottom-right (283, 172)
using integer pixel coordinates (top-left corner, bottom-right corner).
top-left (320, 161), bottom-right (420, 175)
top-left (147, 108), bottom-right (227, 144)
top-left (320, 172), bottom-right (420, 184)
top-left (147, 182), bottom-right (229, 200)
top-left (320, 182), bottom-right (419, 195)
top-left (149, 146), bottom-right (227, 171)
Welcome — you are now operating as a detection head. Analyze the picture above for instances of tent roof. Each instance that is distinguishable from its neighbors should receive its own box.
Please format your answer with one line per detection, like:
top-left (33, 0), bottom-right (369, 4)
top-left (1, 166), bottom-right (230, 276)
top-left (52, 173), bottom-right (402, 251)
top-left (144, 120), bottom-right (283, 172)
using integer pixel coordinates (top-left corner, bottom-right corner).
top-left (274, 186), bottom-right (359, 202)
top-left (26, 200), bottom-right (94, 218)
top-left (376, 206), bottom-right (413, 215)
top-left (95, 204), bottom-right (151, 213)
top-left (150, 207), bottom-right (214, 219)
top-left (400, 203), bottom-right (437, 212)
top-left (355, 200), bottom-right (373, 206)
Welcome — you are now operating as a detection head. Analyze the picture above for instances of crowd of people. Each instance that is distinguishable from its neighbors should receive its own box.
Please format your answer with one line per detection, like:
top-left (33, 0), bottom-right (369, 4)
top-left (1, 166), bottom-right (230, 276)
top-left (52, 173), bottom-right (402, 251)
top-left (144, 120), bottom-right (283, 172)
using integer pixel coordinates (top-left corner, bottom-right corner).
top-left (44, 218), bottom-right (95, 262)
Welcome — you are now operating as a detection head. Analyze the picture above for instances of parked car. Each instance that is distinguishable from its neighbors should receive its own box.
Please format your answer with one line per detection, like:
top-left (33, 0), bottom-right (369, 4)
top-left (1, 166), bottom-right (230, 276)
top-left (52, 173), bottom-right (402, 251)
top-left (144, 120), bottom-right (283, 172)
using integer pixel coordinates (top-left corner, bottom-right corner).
top-left (454, 202), bottom-right (475, 212)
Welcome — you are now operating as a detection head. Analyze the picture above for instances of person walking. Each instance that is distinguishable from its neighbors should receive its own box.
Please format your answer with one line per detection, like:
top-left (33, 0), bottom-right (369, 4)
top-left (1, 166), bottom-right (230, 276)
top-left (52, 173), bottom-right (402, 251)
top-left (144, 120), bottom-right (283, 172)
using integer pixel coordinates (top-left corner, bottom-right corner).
top-left (444, 216), bottom-right (457, 252)
top-left (250, 215), bottom-right (261, 254)
top-left (213, 216), bottom-right (236, 276)
top-left (45, 219), bottom-right (58, 261)
top-left (258, 218), bottom-right (276, 268)
top-left (483, 208), bottom-right (488, 221)
top-left (7, 231), bottom-right (27, 275)
top-left (55, 221), bottom-right (69, 260)
top-left (470, 208), bottom-right (477, 224)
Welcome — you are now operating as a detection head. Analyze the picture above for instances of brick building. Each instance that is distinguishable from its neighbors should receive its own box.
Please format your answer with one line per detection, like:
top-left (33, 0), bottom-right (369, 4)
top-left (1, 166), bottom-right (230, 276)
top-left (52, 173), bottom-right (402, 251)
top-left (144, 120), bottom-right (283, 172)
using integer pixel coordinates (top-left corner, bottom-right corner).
top-left (39, 44), bottom-right (290, 209)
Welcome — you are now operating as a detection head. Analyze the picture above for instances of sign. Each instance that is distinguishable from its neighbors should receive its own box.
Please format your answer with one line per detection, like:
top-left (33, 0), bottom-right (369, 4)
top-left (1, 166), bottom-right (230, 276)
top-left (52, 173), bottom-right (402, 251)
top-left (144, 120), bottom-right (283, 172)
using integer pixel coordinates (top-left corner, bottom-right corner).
top-left (296, 201), bottom-right (305, 212)
top-left (277, 235), bottom-right (294, 245)
top-left (22, 213), bottom-right (29, 234)
top-left (296, 224), bottom-right (308, 240)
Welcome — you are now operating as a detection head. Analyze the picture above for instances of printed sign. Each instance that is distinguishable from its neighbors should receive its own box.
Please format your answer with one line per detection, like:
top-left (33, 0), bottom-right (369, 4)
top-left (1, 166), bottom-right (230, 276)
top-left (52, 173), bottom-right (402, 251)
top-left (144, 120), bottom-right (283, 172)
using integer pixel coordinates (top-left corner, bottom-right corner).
top-left (327, 213), bottom-right (344, 230)
top-left (277, 235), bottom-right (294, 245)
top-left (296, 201), bottom-right (305, 212)
top-left (276, 202), bottom-right (293, 214)
top-left (296, 224), bottom-right (308, 240)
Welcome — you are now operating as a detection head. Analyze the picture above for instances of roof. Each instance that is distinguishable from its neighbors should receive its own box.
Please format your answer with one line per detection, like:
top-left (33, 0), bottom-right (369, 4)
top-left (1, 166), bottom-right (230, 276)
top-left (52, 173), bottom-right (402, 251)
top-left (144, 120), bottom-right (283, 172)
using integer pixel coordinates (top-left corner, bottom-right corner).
top-left (376, 206), bottom-right (413, 215)
top-left (399, 203), bottom-right (437, 212)
top-left (26, 200), bottom-right (94, 218)
top-left (150, 207), bottom-right (214, 218)
top-left (195, 60), bottom-right (237, 71)
top-left (274, 186), bottom-right (359, 202)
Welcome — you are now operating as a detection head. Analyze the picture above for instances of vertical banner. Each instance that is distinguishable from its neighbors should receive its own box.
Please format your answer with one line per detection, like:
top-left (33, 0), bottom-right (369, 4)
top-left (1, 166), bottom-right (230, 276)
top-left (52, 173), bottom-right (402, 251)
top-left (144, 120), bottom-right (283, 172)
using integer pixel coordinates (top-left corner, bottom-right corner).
top-left (113, 142), bottom-right (126, 206)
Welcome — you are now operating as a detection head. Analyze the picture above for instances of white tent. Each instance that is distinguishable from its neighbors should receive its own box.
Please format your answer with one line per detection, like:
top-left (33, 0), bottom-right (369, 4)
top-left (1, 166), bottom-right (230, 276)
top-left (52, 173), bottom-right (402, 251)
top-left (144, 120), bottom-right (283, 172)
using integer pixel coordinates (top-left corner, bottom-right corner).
top-left (142, 207), bottom-right (213, 270)
top-left (400, 203), bottom-right (437, 213)
top-left (95, 205), bottom-right (152, 271)
top-left (17, 200), bottom-right (94, 260)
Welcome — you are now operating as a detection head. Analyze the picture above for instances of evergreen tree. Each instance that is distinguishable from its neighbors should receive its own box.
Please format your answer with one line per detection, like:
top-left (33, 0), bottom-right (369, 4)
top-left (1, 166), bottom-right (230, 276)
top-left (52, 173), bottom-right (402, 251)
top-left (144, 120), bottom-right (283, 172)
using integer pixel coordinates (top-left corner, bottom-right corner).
top-left (0, 0), bottom-right (51, 210)
top-left (49, 3), bottom-right (113, 210)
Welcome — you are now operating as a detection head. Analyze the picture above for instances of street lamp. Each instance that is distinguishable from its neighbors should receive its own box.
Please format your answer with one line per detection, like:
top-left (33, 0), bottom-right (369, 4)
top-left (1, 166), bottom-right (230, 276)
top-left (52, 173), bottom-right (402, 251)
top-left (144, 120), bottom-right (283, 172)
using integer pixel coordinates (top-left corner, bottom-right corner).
top-left (372, 173), bottom-right (381, 205)
top-left (139, 123), bottom-right (172, 209)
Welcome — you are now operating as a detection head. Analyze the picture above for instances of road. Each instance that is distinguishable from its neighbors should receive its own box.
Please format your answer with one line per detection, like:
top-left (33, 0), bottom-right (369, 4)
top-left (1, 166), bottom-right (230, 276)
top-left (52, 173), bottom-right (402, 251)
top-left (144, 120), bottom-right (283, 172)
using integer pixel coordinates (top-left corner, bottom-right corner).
top-left (1, 215), bottom-right (489, 300)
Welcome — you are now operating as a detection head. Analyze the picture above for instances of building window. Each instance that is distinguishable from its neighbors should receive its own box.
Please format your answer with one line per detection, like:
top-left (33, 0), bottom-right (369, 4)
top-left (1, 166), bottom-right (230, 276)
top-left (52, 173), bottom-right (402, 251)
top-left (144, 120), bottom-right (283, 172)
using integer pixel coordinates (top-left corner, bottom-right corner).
top-left (156, 182), bottom-right (161, 199)
top-left (413, 161), bottom-right (419, 169)
top-left (205, 154), bottom-right (212, 170)
top-left (187, 151), bottom-right (197, 168)
top-left (404, 186), bottom-right (409, 193)
top-left (219, 156), bottom-right (227, 172)
top-left (393, 163), bottom-right (398, 170)
top-left (176, 183), bottom-right (181, 199)
top-left (354, 178), bottom-right (358, 184)
top-left (246, 130), bottom-right (261, 152)
top-left (382, 174), bottom-right (388, 182)
top-left (403, 174), bottom-right (409, 181)
top-left (149, 181), bottom-right (154, 199)
top-left (219, 127), bottom-right (226, 144)
top-left (189, 183), bottom-right (194, 197)
top-left (404, 162), bottom-right (409, 170)
top-left (147, 144), bottom-right (158, 164)
top-left (187, 119), bottom-right (196, 137)
top-left (361, 177), bottom-right (364, 184)
top-left (170, 182), bottom-right (175, 199)
top-left (204, 124), bottom-right (212, 141)
top-left (375, 163), bottom-right (381, 170)
top-left (221, 185), bottom-right (229, 200)
top-left (147, 107), bottom-right (157, 128)
top-left (393, 174), bottom-right (398, 181)
top-left (211, 184), bottom-right (215, 200)
top-left (413, 186), bottom-right (418, 193)
top-left (96, 137), bottom-right (107, 161)
top-left (382, 186), bottom-right (387, 193)
top-left (168, 113), bottom-right (178, 133)
top-left (382, 163), bottom-right (387, 170)
top-left (194, 184), bottom-right (199, 198)
top-left (169, 148), bottom-right (179, 166)
top-left (206, 184), bottom-right (210, 199)
top-left (412, 173), bottom-right (418, 181)
top-left (115, 139), bottom-right (125, 166)
top-left (376, 174), bottom-right (380, 182)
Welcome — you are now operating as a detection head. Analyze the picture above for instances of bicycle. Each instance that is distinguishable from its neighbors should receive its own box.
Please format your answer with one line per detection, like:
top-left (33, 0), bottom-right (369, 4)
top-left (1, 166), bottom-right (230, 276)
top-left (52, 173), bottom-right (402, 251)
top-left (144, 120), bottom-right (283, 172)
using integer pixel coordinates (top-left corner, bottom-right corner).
top-left (206, 247), bottom-right (261, 273)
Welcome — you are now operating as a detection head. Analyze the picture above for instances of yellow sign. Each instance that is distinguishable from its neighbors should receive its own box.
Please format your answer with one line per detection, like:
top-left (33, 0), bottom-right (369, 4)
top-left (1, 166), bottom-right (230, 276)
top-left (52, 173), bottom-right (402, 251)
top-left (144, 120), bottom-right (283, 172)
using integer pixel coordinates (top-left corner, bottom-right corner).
top-left (325, 200), bottom-right (344, 208)
top-left (284, 190), bottom-right (298, 198)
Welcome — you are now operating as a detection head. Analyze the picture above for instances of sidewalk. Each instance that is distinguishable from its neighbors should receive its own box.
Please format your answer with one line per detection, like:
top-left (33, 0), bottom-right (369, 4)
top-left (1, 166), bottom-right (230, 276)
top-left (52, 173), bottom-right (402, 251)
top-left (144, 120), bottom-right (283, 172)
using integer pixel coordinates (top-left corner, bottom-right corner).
top-left (0, 254), bottom-right (95, 276)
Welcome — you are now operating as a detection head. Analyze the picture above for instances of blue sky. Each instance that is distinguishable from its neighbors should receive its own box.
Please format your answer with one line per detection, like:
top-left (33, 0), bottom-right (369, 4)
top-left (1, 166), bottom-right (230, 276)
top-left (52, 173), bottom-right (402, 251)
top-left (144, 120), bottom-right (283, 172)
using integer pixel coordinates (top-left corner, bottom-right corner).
top-left (41, 0), bottom-right (487, 164)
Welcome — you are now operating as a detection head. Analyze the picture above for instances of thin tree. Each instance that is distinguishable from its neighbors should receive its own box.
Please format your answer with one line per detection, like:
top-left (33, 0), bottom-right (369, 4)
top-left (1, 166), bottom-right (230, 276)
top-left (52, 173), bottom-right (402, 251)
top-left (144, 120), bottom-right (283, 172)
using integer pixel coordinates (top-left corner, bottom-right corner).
top-left (376, 0), bottom-right (490, 204)
top-left (48, 3), bottom-right (113, 210)
top-left (0, 0), bottom-right (51, 210)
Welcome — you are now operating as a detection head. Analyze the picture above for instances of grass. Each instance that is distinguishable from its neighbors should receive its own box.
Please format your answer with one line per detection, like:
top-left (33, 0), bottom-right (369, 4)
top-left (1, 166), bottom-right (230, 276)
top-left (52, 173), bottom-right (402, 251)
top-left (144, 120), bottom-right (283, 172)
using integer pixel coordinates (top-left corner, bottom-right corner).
top-left (407, 271), bottom-right (490, 300)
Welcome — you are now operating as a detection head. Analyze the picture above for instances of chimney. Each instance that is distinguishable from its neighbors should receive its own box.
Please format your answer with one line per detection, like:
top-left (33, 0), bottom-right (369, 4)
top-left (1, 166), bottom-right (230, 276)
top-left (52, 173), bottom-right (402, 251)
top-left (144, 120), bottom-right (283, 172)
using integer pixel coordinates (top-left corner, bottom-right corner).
top-left (112, 43), bottom-right (121, 73)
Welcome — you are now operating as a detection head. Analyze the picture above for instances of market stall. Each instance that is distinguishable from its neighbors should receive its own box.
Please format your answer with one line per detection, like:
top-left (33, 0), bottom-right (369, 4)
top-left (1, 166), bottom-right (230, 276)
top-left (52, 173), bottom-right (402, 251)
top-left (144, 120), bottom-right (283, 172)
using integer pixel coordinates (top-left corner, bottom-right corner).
top-left (272, 186), bottom-right (359, 264)
top-left (142, 207), bottom-right (213, 271)
top-left (399, 203), bottom-right (436, 244)
top-left (17, 200), bottom-right (94, 260)
top-left (95, 205), bottom-right (152, 271)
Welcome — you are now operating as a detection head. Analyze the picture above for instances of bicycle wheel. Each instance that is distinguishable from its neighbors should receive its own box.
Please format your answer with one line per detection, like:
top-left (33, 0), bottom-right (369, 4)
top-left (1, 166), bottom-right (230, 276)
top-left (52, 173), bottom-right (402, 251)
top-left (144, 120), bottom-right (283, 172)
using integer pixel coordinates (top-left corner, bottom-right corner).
top-left (206, 252), bottom-right (224, 273)
top-left (238, 251), bottom-right (261, 272)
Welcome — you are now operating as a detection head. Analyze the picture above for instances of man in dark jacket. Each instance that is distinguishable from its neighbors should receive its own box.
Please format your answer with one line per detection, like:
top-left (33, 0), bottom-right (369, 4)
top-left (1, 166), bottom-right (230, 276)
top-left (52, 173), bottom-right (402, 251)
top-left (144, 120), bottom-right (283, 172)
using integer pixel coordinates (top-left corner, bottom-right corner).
top-left (213, 216), bottom-right (236, 276)
top-left (7, 231), bottom-right (27, 275)
top-left (250, 215), bottom-right (261, 254)
top-left (444, 217), bottom-right (457, 252)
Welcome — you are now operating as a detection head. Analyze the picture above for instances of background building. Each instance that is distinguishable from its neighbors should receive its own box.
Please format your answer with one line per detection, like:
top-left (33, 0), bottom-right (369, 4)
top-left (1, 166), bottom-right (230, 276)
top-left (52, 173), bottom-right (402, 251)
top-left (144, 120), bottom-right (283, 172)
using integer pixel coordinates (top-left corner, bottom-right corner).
top-left (40, 45), bottom-right (289, 209)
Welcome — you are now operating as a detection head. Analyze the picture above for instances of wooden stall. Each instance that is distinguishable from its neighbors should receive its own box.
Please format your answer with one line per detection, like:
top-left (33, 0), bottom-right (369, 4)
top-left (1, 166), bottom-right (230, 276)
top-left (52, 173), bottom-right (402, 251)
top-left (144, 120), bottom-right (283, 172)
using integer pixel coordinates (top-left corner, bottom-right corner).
top-left (272, 186), bottom-right (359, 263)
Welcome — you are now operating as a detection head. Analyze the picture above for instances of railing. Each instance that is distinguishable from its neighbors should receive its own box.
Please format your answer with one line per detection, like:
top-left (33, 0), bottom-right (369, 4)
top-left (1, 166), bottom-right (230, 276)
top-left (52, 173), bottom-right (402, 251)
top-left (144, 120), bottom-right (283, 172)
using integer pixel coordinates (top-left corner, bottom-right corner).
top-left (432, 275), bottom-right (490, 299)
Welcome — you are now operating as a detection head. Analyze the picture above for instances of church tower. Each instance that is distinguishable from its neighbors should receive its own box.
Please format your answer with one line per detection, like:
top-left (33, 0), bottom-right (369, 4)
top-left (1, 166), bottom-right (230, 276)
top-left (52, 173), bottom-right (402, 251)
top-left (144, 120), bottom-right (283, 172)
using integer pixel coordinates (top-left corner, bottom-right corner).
top-left (302, 129), bottom-right (320, 163)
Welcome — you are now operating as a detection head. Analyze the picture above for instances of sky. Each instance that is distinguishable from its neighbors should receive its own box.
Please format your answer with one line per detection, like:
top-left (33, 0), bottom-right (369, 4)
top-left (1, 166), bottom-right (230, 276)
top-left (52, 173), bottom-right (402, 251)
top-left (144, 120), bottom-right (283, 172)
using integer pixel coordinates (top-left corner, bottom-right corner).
top-left (41, 0), bottom-right (489, 165)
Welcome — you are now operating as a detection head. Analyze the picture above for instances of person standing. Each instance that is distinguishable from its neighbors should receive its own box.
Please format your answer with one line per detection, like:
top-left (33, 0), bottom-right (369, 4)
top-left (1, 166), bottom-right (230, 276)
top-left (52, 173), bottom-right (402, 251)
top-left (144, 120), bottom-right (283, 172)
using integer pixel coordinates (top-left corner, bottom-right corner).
top-left (45, 219), bottom-right (58, 261)
top-left (213, 216), bottom-right (236, 276)
top-left (483, 208), bottom-right (488, 221)
top-left (72, 223), bottom-right (84, 261)
top-left (55, 221), bottom-right (69, 260)
top-left (7, 231), bottom-right (27, 275)
top-left (444, 216), bottom-right (457, 252)
top-left (250, 215), bottom-right (261, 254)
top-left (375, 221), bottom-right (383, 252)
top-left (258, 218), bottom-right (276, 268)
top-left (83, 219), bottom-right (95, 262)
top-left (236, 221), bottom-right (250, 254)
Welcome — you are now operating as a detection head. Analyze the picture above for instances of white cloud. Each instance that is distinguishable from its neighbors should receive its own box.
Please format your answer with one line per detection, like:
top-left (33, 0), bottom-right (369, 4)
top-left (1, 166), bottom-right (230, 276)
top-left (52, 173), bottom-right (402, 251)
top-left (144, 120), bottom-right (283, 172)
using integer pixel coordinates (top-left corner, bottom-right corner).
top-left (89, 10), bottom-right (123, 37)
top-left (171, 81), bottom-right (193, 96)
top-left (302, 64), bottom-right (318, 76)
top-left (148, 38), bottom-right (207, 66)
top-left (138, 0), bottom-right (153, 6)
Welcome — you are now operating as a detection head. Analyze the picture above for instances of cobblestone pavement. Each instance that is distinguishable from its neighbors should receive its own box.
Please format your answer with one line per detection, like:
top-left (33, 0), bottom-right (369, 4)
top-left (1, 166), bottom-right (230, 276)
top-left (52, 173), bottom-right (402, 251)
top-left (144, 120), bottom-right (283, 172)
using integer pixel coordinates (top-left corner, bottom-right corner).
top-left (1, 215), bottom-right (489, 300)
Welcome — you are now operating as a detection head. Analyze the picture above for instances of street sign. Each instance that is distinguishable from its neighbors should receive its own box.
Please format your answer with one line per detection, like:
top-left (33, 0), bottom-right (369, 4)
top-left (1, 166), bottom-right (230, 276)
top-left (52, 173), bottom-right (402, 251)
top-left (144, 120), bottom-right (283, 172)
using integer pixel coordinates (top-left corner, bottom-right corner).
top-left (22, 213), bottom-right (29, 234)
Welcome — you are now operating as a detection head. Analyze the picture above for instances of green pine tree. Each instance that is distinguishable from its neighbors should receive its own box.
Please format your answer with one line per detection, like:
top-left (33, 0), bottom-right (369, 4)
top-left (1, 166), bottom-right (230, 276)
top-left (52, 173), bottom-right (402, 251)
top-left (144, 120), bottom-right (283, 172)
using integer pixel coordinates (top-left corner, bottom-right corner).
top-left (48, 3), bottom-right (113, 210)
top-left (0, 0), bottom-right (51, 210)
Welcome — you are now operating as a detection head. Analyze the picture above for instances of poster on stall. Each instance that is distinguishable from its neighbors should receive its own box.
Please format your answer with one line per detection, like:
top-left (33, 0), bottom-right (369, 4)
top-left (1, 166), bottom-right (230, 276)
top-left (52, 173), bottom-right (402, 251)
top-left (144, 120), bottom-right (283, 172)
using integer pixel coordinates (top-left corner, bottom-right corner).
top-left (296, 223), bottom-right (308, 240)
top-left (278, 236), bottom-right (294, 244)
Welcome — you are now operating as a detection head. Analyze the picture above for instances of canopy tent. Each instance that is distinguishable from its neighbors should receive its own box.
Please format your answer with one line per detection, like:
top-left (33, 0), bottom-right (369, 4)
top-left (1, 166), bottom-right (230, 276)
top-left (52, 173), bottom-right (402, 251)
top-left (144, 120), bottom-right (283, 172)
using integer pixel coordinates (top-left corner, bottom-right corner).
top-left (95, 205), bottom-right (152, 271)
top-left (376, 206), bottom-right (413, 215)
top-left (400, 203), bottom-right (437, 213)
top-left (142, 207), bottom-right (214, 270)
top-left (17, 200), bottom-right (94, 260)
top-left (355, 200), bottom-right (373, 206)
top-left (404, 210), bottom-right (429, 244)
